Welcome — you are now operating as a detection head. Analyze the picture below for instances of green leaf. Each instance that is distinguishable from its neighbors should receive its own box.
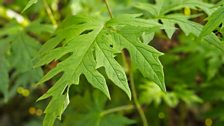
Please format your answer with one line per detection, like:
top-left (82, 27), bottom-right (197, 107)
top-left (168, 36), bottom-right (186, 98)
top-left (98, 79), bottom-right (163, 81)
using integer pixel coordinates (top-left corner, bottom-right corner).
top-left (22, 0), bottom-right (38, 13)
top-left (135, 2), bottom-right (224, 51)
top-left (34, 14), bottom-right (164, 126)
top-left (134, 0), bottom-right (214, 17)
top-left (0, 22), bottom-right (43, 100)
top-left (26, 20), bottom-right (55, 34)
top-left (8, 33), bottom-right (43, 99)
top-left (63, 91), bottom-right (135, 126)
top-left (200, 6), bottom-right (224, 37)
top-left (215, 0), bottom-right (224, 8)
top-left (163, 14), bottom-right (224, 51)
top-left (100, 114), bottom-right (135, 126)
top-left (44, 92), bottom-right (69, 126)
top-left (0, 41), bottom-right (10, 101)
top-left (139, 81), bottom-right (178, 107)
top-left (161, 19), bottom-right (176, 39)
top-left (107, 17), bottom-right (165, 91)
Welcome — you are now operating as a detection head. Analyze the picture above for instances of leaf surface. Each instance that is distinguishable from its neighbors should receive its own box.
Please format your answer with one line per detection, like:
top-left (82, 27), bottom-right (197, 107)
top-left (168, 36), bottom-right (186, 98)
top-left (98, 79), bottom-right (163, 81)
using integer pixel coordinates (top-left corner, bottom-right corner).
top-left (0, 22), bottom-right (43, 101)
top-left (34, 14), bottom-right (165, 126)
top-left (22, 0), bottom-right (38, 12)
top-left (200, 6), bottom-right (224, 37)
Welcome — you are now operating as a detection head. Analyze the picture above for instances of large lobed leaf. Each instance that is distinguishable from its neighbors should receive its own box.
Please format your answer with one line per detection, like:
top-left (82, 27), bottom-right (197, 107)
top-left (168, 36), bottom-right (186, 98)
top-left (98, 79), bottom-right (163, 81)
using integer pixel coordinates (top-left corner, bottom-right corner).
top-left (34, 14), bottom-right (165, 126)
top-left (0, 22), bottom-right (43, 101)
top-left (161, 14), bottom-right (224, 51)
top-left (135, 1), bottom-right (224, 51)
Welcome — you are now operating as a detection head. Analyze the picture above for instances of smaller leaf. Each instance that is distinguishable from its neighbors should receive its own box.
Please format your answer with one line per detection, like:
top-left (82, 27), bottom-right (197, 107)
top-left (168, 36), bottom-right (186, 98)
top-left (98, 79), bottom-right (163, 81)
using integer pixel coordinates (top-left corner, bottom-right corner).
top-left (63, 91), bottom-right (135, 126)
top-left (161, 19), bottom-right (176, 39)
top-left (22, 0), bottom-right (38, 13)
top-left (200, 6), bottom-right (224, 37)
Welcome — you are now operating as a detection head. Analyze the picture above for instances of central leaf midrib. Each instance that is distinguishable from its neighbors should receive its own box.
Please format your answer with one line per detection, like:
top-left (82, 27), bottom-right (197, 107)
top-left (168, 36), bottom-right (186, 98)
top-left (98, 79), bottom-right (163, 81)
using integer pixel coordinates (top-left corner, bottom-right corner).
top-left (70, 24), bottom-right (105, 77)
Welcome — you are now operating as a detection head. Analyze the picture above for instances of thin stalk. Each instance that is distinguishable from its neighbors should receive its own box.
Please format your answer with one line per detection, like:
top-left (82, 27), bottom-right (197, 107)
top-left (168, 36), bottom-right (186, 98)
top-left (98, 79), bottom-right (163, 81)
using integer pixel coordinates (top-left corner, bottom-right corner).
top-left (103, 0), bottom-right (113, 18)
top-left (128, 63), bottom-right (148, 126)
top-left (103, 1), bottom-right (149, 126)
top-left (42, 0), bottom-right (57, 28)
top-left (100, 104), bottom-right (134, 116)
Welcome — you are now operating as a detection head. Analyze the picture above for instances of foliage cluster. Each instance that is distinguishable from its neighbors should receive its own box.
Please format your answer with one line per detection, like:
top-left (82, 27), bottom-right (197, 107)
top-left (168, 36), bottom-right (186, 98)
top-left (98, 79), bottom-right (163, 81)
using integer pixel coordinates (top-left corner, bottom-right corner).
top-left (0, 0), bottom-right (224, 126)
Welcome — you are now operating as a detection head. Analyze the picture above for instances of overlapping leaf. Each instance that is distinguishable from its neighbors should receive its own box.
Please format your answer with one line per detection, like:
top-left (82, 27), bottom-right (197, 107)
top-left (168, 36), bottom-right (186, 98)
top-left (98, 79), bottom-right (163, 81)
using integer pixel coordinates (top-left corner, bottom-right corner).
top-left (161, 14), bottom-right (224, 51)
top-left (133, 0), bottom-right (214, 17)
top-left (0, 22), bottom-right (43, 101)
top-left (63, 91), bottom-right (135, 126)
top-left (200, 6), bottom-right (224, 37)
top-left (139, 81), bottom-right (201, 107)
top-left (135, 1), bottom-right (224, 51)
top-left (34, 14), bottom-right (165, 126)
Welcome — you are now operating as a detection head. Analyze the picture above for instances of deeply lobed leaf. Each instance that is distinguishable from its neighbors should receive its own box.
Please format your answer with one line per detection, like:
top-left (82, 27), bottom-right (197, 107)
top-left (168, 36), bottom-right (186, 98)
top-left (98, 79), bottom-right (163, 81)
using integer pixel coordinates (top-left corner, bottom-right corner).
top-left (34, 14), bottom-right (165, 126)
top-left (0, 22), bottom-right (43, 101)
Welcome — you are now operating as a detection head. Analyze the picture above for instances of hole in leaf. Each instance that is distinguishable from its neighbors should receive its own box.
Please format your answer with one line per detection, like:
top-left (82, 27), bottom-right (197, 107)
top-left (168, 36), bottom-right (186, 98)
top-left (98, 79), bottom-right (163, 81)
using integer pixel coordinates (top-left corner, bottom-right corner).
top-left (80, 29), bottom-right (93, 35)
top-left (174, 24), bottom-right (179, 28)
top-left (158, 19), bottom-right (163, 24)
top-left (213, 29), bottom-right (218, 33)
top-left (109, 44), bottom-right (113, 48)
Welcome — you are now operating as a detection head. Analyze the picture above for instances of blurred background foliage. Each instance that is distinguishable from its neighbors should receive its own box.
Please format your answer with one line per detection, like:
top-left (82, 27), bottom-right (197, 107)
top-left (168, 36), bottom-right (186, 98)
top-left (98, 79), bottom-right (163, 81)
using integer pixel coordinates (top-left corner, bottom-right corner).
top-left (0, 0), bottom-right (224, 126)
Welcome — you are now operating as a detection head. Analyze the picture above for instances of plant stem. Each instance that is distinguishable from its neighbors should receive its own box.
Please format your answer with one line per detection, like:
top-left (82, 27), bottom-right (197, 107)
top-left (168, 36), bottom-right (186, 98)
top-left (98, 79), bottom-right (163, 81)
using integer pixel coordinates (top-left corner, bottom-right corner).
top-left (103, 1), bottom-right (149, 126)
top-left (103, 0), bottom-right (113, 18)
top-left (128, 63), bottom-right (149, 126)
top-left (100, 104), bottom-right (134, 116)
top-left (42, 0), bottom-right (58, 28)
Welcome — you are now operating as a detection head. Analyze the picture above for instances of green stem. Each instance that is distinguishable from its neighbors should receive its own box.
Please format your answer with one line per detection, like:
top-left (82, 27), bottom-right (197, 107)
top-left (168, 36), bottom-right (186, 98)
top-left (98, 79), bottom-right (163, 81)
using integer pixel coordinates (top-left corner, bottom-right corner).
top-left (128, 64), bottom-right (148, 126)
top-left (103, 0), bottom-right (113, 18)
top-left (103, 1), bottom-right (149, 126)
top-left (42, 0), bottom-right (57, 28)
top-left (100, 104), bottom-right (134, 116)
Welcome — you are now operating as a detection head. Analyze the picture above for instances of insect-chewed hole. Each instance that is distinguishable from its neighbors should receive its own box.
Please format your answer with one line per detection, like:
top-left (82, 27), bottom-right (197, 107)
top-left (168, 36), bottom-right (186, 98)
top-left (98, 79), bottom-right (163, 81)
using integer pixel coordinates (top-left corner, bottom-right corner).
top-left (80, 29), bottom-right (93, 35)
top-left (158, 19), bottom-right (163, 24)
top-left (109, 44), bottom-right (113, 48)
top-left (213, 29), bottom-right (218, 33)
